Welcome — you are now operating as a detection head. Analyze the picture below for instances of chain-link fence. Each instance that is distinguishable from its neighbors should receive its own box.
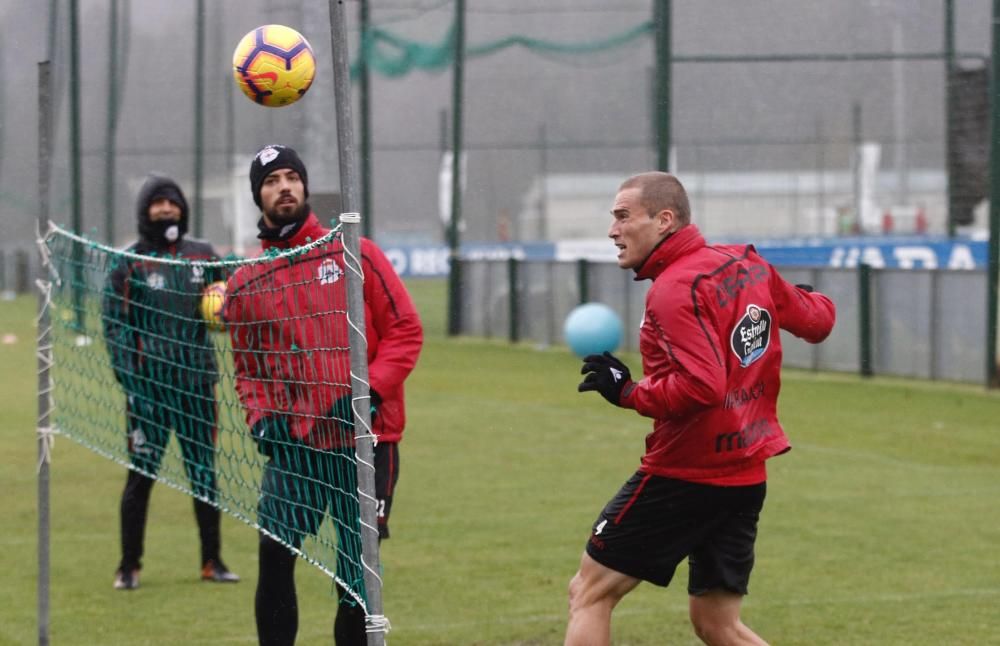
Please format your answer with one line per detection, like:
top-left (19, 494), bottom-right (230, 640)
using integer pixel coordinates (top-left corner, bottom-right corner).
top-left (457, 257), bottom-right (989, 384)
top-left (0, 1), bottom-right (992, 253)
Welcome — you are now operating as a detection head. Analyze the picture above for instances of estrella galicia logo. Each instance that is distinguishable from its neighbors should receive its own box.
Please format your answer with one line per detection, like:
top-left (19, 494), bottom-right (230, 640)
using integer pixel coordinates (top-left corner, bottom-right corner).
top-left (731, 304), bottom-right (771, 368)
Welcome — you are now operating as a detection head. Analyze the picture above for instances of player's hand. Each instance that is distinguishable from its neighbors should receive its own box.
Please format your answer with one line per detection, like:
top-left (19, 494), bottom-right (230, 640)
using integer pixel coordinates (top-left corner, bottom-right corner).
top-left (250, 416), bottom-right (292, 458)
top-left (578, 352), bottom-right (634, 406)
top-left (330, 390), bottom-right (382, 431)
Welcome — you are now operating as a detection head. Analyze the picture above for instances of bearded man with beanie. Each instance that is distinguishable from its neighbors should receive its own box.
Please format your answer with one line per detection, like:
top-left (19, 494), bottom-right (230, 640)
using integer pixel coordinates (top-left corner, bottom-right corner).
top-left (101, 174), bottom-right (239, 590)
top-left (225, 145), bottom-right (423, 646)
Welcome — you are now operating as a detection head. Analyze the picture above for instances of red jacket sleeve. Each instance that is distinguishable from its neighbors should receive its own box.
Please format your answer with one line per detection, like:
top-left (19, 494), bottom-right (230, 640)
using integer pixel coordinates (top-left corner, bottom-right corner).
top-left (361, 239), bottom-right (423, 396)
top-left (621, 283), bottom-right (726, 419)
top-left (768, 265), bottom-right (836, 343)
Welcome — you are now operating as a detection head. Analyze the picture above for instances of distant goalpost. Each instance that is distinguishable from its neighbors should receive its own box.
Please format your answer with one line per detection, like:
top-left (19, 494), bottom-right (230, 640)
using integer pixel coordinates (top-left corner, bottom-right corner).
top-left (35, 4), bottom-right (387, 645)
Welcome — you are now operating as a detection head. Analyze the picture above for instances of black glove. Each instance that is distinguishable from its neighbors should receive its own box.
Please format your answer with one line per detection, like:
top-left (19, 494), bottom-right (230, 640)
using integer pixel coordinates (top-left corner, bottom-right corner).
top-left (578, 352), bottom-right (634, 406)
top-left (795, 283), bottom-right (815, 292)
top-left (250, 416), bottom-right (292, 458)
top-left (330, 390), bottom-right (382, 430)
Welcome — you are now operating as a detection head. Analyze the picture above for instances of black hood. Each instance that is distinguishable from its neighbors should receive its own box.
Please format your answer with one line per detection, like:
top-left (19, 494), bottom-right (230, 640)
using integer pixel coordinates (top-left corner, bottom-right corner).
top-left (136, 174), bottom-right (189, 246)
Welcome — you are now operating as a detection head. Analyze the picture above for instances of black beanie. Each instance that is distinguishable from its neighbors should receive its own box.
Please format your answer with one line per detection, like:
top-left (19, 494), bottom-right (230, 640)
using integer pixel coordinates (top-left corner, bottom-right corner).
top-left (249, 144), bottom-right (309, 208)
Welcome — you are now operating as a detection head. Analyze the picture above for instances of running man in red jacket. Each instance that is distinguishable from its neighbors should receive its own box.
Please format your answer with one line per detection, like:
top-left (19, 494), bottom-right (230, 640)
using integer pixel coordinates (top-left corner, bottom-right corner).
top-left (225, 145), bottom-right (423, 646)
top-left (565, 172), bottom-right (835, 646)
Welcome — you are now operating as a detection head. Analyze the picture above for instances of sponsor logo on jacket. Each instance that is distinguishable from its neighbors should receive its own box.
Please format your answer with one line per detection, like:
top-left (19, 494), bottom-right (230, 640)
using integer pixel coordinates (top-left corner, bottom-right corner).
top-left (731, 304), bottom-right (771, 368)
top-left (318, 258), bottom-right (344, 285)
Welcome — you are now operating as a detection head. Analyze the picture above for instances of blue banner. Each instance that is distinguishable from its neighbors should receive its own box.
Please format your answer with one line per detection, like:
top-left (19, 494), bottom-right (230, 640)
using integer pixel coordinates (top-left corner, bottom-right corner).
top-left (383, 236), bottom-right (988, 277)
top-left (752, 236), bottom-right (986, 270)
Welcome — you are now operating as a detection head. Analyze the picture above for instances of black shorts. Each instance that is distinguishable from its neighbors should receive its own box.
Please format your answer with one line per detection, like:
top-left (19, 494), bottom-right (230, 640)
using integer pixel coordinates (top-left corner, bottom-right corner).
top-left (584, 472), bottom-right (766, 595)
top-left (373, 441), bottom-right (400, 539)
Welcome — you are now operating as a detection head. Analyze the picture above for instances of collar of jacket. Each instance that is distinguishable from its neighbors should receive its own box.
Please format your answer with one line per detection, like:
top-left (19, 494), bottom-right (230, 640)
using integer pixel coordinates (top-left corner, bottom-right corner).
top-left (633, 224), bottom-right (706, 281)
top-left (260, 212), bottom-right (330, 251)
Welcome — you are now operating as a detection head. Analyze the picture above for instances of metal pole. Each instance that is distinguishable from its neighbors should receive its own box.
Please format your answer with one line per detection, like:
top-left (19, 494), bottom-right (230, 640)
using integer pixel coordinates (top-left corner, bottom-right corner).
top-left (359, 0), bottom-right (373, 238)
top-left (852, 102), bottom-right (862, 234)
top-left (447, 0), bottom-right (466, 336)
top-left (816, 117), bottom-right (826, 229)
top-left (538, 123), bottom-right (548, 240)
top-left (37, 60), bottom-right (53, 646)
top-left (104, 0), bottom-right (118, 244)
top-left (891, 22), bottom-right (909, 207)
top-left (327, 3), bottom-right (383, 643)
top-left (654, 0), bottom-right (672, 172)
top-left (986, 0), bottom-right (1000, 387)
top-left (858, 263), bottom-right (874, 377)
top-left (576, 258), bottom-right (589, 305)
top-left (69, 0), bottom-right (84, 331)
top-left (193, 0), bottom-right (205, 237)
top-left (945, 0), bottom-right (956, 237)
top-left (507, 257), bottom-right (519, 343)
top-left (438, 108), bottom-right (448, 241)
top-left (68, 0), bottom-right (81, 237)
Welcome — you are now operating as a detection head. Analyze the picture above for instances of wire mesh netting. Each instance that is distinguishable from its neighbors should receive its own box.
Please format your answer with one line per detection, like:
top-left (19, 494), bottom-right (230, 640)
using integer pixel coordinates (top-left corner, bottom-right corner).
top-left (1, 1), bottom-right (992, 259)
top-left (42, 224), bottom-right (371, 609)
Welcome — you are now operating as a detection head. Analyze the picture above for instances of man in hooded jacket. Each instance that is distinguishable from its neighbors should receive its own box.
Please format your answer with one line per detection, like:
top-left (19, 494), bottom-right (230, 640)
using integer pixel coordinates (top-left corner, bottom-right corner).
top-left (102, 174), bottom-right (239, 590)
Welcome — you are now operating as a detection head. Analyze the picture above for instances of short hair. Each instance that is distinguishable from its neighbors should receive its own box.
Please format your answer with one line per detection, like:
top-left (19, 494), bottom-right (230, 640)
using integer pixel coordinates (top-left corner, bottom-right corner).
top-left (618, 171), bottom-right (691, 225)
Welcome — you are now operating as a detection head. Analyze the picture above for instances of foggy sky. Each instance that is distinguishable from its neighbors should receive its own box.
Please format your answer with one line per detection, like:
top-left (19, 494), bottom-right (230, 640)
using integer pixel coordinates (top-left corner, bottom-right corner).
top-left (0, 0), bottom-right (992, 253)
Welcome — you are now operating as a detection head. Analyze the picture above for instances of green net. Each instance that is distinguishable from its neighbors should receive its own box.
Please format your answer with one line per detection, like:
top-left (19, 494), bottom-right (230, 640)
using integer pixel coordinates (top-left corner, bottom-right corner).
top-left (354, 18), bottom-right (654, 78)
top-left (42, 224), bottom-right (369, 609)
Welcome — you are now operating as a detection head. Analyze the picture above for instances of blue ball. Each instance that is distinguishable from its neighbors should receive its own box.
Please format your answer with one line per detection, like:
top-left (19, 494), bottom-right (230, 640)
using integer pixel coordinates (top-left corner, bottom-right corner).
top-left (563, 302), bottom-right (623, 358)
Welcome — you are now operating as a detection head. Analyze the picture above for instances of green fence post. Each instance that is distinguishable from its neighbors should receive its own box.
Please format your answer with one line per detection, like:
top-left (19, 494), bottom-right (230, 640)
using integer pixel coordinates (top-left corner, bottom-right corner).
top-left (508, 257), bottom-right (519, 343)
top-left (577, 258), bottom-right (589, 304)
top-left (858, 263), bottom-right (874, 377)
top-left (986, 0), bottom-right (1000, 387)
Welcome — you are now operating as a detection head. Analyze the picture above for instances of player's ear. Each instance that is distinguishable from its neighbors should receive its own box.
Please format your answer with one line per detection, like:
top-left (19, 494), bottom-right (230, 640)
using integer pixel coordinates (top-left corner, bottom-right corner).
top-left (655, 208), bottom-right (676, 235)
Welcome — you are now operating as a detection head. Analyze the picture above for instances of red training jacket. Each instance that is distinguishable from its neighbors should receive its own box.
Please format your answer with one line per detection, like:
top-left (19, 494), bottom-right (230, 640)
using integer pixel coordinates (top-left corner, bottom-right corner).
top-left (225, 213), bottom-right (423, 449)
top-left (619, 225), bottom-right (835, 485)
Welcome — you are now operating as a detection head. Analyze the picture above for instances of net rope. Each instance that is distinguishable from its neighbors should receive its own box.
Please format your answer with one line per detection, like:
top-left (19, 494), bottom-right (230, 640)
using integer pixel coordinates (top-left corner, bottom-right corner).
top-left (39, 221), bottom-right (374, 611)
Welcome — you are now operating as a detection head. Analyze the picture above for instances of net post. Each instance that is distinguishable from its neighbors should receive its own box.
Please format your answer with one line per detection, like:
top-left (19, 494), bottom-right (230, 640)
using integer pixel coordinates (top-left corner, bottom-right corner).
top-left (339, 212), bottom-right (384, 643)
top-left (328, 1), bottom-right (386, 642)
top-left (36, 59), bottom-right (53, 646)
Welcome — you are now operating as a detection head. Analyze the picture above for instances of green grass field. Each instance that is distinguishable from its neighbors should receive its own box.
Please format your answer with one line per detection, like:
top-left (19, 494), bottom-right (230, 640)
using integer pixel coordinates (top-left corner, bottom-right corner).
top-left (2, 280), bottom-right (1000, 645)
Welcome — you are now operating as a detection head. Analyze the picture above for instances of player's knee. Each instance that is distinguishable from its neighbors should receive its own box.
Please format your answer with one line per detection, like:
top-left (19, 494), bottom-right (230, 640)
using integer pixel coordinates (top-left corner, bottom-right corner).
top-left (689, 612), bottom-right (737, 645)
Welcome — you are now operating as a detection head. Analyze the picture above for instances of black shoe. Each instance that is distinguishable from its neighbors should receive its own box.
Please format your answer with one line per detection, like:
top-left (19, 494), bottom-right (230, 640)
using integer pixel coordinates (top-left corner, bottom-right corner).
top-left (113, 568), bottom-right (140, 590)
top-left (201, 558), bottom-right (240, 583)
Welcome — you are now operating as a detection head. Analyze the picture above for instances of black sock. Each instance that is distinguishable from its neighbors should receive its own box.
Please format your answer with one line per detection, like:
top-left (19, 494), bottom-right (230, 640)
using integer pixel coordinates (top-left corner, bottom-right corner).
top-left (256, 536), bottom-right (298, 646)
top-left (194, 499), bottom-right (220, 564)
top-left (334, 586), bottom-right (367, 646)
top-left (120, 470), bottom-right (154, 570)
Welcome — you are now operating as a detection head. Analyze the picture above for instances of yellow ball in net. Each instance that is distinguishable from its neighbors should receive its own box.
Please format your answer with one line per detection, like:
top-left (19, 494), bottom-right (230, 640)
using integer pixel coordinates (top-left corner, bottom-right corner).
top-left (200, 281), bottom-right (227, 332)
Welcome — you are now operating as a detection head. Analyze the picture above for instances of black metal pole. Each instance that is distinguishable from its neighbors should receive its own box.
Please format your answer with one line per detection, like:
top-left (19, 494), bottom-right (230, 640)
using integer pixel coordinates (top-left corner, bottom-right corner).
top-left (858, 263), bottom-right (874, 377)
top-left (654, 0), bottom-right (672, 172)
top-left (68, 0), bottom-right (83, 331)
top-left (986, 0), bottom-right (1000, 387)
top-left (359, 0), bottom-right (373, 238)
top-left (69, 0), bottom-right (81, 234)
top-left (508, 257), bottom-right (519, 343)
top-left (193, 0), bottom-right (205, 237)
top-left (447, 0), bottom-right (465, 336)
top-left (104, 0), bottom-right (118, 244)
top-left (945, 0), bottom-right (957, 238)
top-left (577, 258), bottom-right (589, 305)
